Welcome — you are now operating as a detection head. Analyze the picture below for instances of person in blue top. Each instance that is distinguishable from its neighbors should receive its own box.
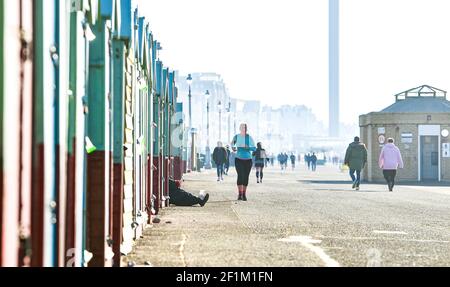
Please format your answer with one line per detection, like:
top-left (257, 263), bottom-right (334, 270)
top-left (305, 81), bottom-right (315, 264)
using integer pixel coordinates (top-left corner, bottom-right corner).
top-left (231, 123), bottom-right (257, 201)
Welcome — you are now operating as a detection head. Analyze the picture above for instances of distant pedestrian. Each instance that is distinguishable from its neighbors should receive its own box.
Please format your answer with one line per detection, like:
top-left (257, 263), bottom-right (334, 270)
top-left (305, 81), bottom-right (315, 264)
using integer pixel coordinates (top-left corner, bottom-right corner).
top-left (253, 142), bottom-right (267, 183)
top-left (213, 141), bottom-right (228, 182)
top-left (283, 153), bottom-right (289, 170)
top-left (278, 153), bottom-right (284, 170)
top-left (231, 123), bottom-right (257, 201)
top-left (305, 153), bottom-right (312, 170)
top-left (311, 153), bottom-right (318, 172)
top-left (379, 138), bottom-right (404, 192)
top-left (290, 153), bottom-right (296, 170)
top-left (224, 145), bottom-right (231, 175)
top-left (344, 136), bottom-right (368, 191)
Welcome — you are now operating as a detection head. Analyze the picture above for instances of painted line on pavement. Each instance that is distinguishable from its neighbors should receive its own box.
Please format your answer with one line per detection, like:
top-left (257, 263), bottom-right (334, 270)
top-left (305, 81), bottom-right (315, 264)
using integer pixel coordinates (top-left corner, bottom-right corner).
top-left (316, 235), bottom-right (450, 244)
top-left (402, 239), bottom-right (450, 243)
top-left (230, 204), bottom-right (260, 234)
top-left (278, 236), bottom-right (340, 267)
top-left (178, 233), bottom-right (187, 267)
top-left (373, 230), bottom-right (408, 235)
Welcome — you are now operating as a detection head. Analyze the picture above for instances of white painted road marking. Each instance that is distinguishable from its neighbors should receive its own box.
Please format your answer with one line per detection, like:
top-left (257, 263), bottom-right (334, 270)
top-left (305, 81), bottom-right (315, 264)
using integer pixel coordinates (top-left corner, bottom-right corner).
top-left (278, 236), bottom-right (340, 267)
top-left (177, 233), bottom-right (187, 267)
top-left (316, 235), bottom-right (450, 244)
top-left (230, 204), bottom-right (260, 234)
top-left (373, 230), bottom-right (408, 235)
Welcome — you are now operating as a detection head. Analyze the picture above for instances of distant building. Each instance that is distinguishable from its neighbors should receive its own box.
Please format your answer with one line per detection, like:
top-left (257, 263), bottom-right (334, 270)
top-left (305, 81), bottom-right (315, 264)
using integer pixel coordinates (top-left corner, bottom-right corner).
top-left (360, 85), bottom-right (450, 183)
top-left (176, 71), bottom-right (351, 157)
top-left (260, 105), bottom-right (327, 154)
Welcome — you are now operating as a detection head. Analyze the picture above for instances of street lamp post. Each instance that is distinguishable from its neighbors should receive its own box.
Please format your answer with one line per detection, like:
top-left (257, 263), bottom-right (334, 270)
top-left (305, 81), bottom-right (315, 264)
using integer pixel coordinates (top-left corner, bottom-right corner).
top-left (187, 74), bottom-right (193, 129)
top-left (227, 101), bottom-right (231, 144)
top-left (234, 110), bottom-right (237, 136)
top-left (218, 100), bottom-right (223, 141)
top-left (186, 74), bottom-right (194, 171)
top-left (205, 90), bottom-right (212, 169)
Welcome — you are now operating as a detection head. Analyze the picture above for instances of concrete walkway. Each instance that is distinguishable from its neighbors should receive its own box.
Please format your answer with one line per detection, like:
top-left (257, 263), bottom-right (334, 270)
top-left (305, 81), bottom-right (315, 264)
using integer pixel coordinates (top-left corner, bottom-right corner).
top-left (125, 165), bottom-right (450, 267)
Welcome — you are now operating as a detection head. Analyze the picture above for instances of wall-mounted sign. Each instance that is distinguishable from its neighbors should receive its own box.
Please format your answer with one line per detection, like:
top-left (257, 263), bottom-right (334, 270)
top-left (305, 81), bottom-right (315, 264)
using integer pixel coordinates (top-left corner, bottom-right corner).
top-left (378, 127), bottom-right (385, 135)
top-left (401, 133), bottom-right (413, 143)
top-left (443, 143), bottom-right (450, 158)
top-left (441, 129), bottom-right (449, 138)
top-left (378, 134), bottom-right (386, 144)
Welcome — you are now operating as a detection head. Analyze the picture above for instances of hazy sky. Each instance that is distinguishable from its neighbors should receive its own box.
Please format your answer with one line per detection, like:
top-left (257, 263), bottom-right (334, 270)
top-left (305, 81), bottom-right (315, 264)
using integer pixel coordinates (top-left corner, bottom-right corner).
top-left (136, 0), bottom-right (450, 125)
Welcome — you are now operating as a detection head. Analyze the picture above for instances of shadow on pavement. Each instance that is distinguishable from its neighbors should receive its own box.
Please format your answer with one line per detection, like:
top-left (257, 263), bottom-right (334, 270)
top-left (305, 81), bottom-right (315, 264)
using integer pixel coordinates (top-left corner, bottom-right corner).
top-left (299, 179), bottom-right (450, 187)
top-left (169, 200), bottom-right (236, 208)
top-left (313, 188), bottom-right (385, 193)
top-left (300, 180), bottom-right (354, 185)
top-left (206, 200), bottom-right (237, 204)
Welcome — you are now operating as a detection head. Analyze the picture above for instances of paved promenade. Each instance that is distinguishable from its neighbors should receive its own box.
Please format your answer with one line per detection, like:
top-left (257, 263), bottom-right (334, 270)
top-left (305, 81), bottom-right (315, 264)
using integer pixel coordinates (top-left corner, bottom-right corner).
top-left (125, 165), bottom-right (450, 267)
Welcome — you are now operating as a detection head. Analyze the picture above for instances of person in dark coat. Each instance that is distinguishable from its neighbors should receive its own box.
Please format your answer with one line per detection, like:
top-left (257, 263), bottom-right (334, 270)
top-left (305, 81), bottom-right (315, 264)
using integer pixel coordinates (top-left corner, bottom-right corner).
top-left (344, 136), bottom-right (368, 190)
top-left (169, 179), bottom-right (209, 207)
top-left (305, 153), bottom-right (312, 170)
top-left (311, 153), bottom-right (318, 172)
top-left (224, 145), bottom-right (231, 175)
top-left (290, 153), bottom-right (296, 170)
top-left (277, 153), bottom-right (283, 170)
top-left (253, 142), bottom-right (267, 183)
top-left (213, 141), bottom-right (228, 182)
top-left (283, 153), bottom-right (289, 170)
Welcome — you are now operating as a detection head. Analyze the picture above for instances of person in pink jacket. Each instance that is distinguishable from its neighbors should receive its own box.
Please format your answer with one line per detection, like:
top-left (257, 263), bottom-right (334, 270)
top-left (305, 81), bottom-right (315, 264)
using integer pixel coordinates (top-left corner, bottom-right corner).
top-left (379, 138), bottom-right (404, 192)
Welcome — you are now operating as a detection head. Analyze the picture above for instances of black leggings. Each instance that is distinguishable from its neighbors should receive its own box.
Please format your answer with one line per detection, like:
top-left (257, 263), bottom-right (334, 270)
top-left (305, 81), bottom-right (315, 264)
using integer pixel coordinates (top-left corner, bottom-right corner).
top-left (256, 166), bottom-right (264, 180)
top-left (383, 170), bottom-right (397, 188)
top-left (235, 158), bottom-right (253, 186)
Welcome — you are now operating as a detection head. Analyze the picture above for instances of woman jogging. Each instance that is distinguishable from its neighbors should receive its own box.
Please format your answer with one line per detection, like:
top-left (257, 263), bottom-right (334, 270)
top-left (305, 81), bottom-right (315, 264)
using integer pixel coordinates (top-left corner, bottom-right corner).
top-left (253, 142), bottom-right (267, 184)
top-left (379, 138), bottom-right (404, 192)
top-left (231, 123), bottom-right (256, 201)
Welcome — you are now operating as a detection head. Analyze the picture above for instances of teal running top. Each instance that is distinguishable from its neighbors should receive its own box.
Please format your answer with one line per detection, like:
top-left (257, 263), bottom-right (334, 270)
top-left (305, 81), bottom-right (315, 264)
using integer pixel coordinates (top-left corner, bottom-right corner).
top-left (232, 134), bottom-right (256, 160)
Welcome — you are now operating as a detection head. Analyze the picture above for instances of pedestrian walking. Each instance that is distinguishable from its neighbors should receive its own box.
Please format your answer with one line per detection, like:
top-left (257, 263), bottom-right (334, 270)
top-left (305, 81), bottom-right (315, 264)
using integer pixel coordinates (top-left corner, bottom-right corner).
top-left (311, 153), bottom-right (318, 172)
top-left (231, 123), bottom-right (257, 201)
top-left (344, 136), bottom-right (368, 191)
top-left (290, 153), bottom-right (296, 170)
top-left (283, 153), bottom-right (289, 170)
top-left (224, 145), bottom-right (231, 175)
top-left (379, 138), bottom-right (404, 192)
top-left (253, 142), bottom-right (267, 183)
top-left (305, 153), bottom-right (312, 170)
top-left (212, 141), bottom-right (228, 182)
top-left (278, 153), bottom-right (283, 170)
